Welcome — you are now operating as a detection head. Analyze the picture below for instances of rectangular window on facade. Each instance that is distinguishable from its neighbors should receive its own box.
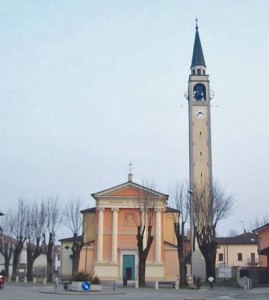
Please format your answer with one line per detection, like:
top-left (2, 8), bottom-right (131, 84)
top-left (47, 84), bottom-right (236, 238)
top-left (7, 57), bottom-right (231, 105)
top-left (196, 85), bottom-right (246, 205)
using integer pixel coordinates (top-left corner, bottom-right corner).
top-left (238, 253), bottom-right (243, 261)
top-left (251, 253), bottom-right (255, 263)
top-left (218, 253), bottom-right (224, 261)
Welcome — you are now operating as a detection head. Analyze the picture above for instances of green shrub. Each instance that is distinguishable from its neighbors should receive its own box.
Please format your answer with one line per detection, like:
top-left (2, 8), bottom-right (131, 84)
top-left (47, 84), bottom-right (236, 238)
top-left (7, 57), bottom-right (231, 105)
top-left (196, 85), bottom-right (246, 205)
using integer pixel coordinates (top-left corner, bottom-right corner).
top-left (72, 272), bottom-right (101, 284)
top-left (72, 272), bottom-right (89, 282)
top-left (88, 274), bottom-right (101, 284)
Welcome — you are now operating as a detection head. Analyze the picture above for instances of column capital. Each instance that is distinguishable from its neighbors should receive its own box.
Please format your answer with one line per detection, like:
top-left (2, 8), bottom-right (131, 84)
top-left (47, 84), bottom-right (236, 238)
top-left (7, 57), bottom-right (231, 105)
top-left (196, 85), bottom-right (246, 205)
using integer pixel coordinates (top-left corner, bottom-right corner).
top-left (155, 208), bottom-right (162, 212)
top-left (111, 208), bottom-right (119, 212)
top-left (97, 208), bottom-right (105, 212)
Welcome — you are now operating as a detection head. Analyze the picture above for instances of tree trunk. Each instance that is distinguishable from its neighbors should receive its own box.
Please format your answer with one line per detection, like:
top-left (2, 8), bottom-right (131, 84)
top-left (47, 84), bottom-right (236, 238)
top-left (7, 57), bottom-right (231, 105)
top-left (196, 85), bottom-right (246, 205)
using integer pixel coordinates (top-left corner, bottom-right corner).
top-left (26, 237), bottom-right (43, 282)
top-left (12, 240), bottom-right (24, 278)
top-left (0, 247), bottom-right (12, 277)
top-left (174, 222), bottom-right (188, 286)
top-left (138, 255), bottom-right (146, 287)
top-left (198, 233), bottom-right (217, 280)
top-left (71, 233), bottom-right (82, 277)
top-left (26, 258), bottom-right (34, 282)
top-left (136, 225), bottom-right (153, 287)
top-left (46, 234), bottom-right (54, 282)
top-left (179, 222), bottom-right (187, 286)
top-left (4, 255), bottom-right (11, 277)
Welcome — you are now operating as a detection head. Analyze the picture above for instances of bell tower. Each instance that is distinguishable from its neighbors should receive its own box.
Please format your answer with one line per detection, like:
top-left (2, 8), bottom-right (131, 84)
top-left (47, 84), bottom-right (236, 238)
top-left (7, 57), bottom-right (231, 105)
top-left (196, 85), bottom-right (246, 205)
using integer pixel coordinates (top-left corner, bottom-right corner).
top-left (188, 21), bottom-right (213, 192)
top-left (187, 21), bottom-right (213, 280)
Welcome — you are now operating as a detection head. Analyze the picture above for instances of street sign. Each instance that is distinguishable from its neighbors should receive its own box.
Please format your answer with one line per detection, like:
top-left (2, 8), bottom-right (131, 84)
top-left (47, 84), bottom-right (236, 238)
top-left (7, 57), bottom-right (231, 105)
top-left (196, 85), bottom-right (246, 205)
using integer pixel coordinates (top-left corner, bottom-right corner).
top-left (81, 281), bottom-right (91, 291)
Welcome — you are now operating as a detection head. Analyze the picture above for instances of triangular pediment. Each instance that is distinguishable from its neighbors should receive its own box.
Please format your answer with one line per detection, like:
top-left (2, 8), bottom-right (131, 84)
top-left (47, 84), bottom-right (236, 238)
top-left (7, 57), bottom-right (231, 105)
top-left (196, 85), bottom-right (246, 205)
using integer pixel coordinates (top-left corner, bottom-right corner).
top-left (92, 181), bottom-right (168, 200)
top-left (105, 185), bottom-right (145, 197)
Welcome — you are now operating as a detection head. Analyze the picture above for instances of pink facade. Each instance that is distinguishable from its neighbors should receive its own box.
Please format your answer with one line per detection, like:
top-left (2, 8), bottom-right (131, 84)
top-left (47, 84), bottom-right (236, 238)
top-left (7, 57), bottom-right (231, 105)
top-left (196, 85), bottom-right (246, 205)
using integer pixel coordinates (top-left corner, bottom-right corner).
top-left (254, 224), bottom-right (269, 267)
top-left (79, 178), bottom-right (181, 281)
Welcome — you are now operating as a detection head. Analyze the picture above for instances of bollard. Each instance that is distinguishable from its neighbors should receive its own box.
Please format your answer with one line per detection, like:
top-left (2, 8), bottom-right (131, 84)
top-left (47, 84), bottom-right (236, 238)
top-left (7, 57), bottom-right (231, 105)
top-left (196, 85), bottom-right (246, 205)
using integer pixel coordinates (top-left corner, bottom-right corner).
top-left (135, 279), bottom-right (139, 289)
top-left (16, 276), bottom-right (19, 283)
top-left (33, 277), bottom-right (37, 284)
top-left (43, 277), bottom-right (47, 284)
top-left (24, 276), bottom-right (27, 283)
top-left (155, 281), bottom-right (159, 290)
top-left (113, 281), bottom-right (116, 291)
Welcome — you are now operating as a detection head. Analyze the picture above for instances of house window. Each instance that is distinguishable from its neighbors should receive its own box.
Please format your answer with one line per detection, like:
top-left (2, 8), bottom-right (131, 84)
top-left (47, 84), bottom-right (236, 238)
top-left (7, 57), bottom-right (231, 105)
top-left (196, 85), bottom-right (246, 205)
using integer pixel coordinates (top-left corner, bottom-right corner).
top-left (218, 253), bottom-right (224, 262)
top-left (250, 253), bottom-right (255, 263)
top-left (238, 253), bottom-right (243, 261)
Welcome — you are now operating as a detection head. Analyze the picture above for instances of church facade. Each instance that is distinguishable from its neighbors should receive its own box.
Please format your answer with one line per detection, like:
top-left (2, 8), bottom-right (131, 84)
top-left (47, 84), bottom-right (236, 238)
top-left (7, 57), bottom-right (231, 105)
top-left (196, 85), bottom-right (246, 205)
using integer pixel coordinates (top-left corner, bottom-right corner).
top-left (78, 174), bottom-right (181, 281)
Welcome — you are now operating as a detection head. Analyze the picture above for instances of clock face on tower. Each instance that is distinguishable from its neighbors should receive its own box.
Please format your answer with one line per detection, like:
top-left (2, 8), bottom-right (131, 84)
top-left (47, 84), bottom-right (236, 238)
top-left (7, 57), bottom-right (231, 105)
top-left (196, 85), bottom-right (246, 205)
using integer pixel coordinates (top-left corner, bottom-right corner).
top-left (194, 107), bottom-right (206, 119)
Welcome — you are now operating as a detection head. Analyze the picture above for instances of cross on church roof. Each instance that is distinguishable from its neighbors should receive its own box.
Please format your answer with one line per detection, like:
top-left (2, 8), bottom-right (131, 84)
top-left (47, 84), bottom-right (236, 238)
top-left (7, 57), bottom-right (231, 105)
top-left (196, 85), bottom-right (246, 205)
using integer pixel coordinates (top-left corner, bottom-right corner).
top-left (128, 162), bottom-right (133, 174)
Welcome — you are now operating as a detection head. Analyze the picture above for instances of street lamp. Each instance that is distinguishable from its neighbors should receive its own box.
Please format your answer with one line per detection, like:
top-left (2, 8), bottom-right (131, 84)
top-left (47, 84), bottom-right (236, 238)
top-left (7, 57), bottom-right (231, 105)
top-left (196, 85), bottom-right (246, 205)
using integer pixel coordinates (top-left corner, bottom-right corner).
top-left (188, 190), bottom-right (194, 288)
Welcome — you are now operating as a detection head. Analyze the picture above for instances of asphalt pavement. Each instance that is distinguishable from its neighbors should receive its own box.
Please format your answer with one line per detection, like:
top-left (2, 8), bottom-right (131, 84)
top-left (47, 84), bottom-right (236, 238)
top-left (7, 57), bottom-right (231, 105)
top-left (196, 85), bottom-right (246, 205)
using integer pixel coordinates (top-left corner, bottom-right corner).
top-left (0, 281), bottom-right (269, 300)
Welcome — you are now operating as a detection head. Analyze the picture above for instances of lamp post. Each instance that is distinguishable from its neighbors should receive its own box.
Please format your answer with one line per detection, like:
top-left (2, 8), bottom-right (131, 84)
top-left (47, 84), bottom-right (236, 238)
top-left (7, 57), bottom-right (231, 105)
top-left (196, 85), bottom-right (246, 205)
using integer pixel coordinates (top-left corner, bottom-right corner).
top-left (188, 190), bottom-right (194, 288)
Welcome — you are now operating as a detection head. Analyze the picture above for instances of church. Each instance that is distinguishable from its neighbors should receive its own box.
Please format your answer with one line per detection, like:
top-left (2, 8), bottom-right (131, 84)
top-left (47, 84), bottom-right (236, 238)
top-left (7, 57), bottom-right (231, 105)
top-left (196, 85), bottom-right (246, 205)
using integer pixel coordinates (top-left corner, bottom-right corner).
top-left (78, 173), bottom-right (181, 281)
top-left (60, 22), bottom-right (211, 282)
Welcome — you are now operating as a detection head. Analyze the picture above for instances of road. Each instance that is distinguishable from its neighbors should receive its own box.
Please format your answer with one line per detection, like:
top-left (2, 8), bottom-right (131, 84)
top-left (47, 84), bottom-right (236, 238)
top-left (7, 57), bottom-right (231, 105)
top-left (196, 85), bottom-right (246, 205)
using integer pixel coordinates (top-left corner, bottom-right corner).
top-left (0, 282), bottom-right (269, 300)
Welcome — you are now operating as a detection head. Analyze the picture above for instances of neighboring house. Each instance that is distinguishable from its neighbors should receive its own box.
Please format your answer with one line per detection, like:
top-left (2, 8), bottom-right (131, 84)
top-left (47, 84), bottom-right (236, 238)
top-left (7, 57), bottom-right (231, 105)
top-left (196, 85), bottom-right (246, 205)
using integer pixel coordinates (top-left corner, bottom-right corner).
top-left (216, 232), bottom-right (259, 268)
top-left (253, 223), bottom-right (269, 267)
top-left (59, 236), bottom-right (83, 277)
top-left (0, 236), bottom-right (60, 278)
top-left (70, 174), bottom-right (181, 281)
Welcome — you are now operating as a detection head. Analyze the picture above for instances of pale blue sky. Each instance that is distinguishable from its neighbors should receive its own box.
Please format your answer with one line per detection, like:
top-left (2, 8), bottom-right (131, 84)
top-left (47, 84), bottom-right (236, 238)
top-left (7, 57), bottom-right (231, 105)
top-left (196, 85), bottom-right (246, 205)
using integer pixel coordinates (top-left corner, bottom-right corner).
top-left (0, 0), bottom-right (269, 237)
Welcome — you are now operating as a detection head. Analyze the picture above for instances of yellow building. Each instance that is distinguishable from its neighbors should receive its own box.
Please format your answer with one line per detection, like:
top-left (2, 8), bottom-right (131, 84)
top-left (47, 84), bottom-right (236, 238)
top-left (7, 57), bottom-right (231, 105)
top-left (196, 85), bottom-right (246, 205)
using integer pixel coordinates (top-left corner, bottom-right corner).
top-left (78, 174), bottom-right (180, 281)
top-left (216, 233), bottom-right (259, 269)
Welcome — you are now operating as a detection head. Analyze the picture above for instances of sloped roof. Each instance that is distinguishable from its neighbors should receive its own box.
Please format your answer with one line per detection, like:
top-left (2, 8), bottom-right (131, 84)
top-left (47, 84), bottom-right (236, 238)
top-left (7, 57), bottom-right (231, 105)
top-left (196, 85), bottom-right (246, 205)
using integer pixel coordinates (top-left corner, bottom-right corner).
top-left (91, 180), bottom-right (168, 199)
top-left (216, 232), bottom-right (258, 245)
top-left (80, 207), bottom-right (96, 214)
top-left (165, 206), bottom-right (180, 213)
top-left (59, 235), bottom-right (83, 243)
top-left (253, 223), bottom-right (269, 233)
top-left (260, 246), bottom-right (269, 256)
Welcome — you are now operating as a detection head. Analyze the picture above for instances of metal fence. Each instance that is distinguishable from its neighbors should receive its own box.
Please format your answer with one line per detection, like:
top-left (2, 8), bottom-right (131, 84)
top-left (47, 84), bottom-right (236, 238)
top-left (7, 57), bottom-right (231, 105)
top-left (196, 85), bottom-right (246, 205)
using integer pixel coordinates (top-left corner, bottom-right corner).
top-left (240, 267), bottom-right (269, 287)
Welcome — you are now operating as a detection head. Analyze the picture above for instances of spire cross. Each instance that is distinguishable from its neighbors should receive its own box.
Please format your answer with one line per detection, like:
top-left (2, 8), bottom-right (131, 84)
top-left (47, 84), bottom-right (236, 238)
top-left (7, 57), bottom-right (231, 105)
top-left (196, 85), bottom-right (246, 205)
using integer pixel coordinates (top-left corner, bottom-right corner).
top-left (128, 162), bottom-right (133, 174)
top-left (195, 18), bottom-right (198, 30)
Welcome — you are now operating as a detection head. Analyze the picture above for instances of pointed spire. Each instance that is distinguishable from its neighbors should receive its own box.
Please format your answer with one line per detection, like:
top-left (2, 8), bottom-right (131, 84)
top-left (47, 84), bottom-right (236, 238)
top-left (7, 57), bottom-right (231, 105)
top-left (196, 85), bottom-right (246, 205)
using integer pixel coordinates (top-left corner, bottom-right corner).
top-left (191, 19), bottom-right (206, 68)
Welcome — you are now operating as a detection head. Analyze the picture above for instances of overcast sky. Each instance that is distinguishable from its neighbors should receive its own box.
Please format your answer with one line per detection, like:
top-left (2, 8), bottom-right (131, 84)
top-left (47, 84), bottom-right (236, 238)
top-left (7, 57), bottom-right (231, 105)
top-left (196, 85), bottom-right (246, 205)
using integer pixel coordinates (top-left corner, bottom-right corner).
top-left (0, 0), bottom-right (268, 238)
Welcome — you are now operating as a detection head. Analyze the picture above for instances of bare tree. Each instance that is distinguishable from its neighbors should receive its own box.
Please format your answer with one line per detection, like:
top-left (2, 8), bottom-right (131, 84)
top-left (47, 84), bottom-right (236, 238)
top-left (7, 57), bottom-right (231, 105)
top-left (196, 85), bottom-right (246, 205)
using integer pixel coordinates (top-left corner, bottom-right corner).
top-left (247, 215), bottom-right (269, 232)
top-left (0, 211), bottom-right (15, 276)
top-left (169, 182), bottom-right (190, 286)
top-left (136, 181), bottom-right (163, 287)
top-left (192, 180), bottom-right (234, 280)
top-left (63, 198), bottom-right (84, 277)
top-left (43, 197), bottom-right (62, 282)
top-left (11, 198), bottom-right (29, 278)
top-left (227, 229), bottom-right (239, 237)
top-left (25, 202), bottom-right (46, 281)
